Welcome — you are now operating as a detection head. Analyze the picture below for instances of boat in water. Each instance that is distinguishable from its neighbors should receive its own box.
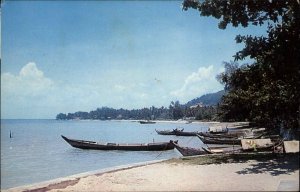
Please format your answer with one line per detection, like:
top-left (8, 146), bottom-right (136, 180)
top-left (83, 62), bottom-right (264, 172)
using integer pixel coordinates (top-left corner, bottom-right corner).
top-left (61, 135), bottom-right (176, 151)
top-left (155, 128), bottom-right (199, 136)
top-left (139, 120), bottom-right (156, 124)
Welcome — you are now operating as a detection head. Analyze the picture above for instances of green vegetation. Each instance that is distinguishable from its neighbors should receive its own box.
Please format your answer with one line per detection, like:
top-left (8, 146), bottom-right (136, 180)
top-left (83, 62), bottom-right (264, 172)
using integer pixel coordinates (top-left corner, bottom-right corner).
top-left (56, 99), bottom-right (219, 121)
top-left (56, 89), bottom-right (223, 121)
top-left (186, 90), bottom-right (225, 107)
top-left (183, 0), bottom-right (300, 134)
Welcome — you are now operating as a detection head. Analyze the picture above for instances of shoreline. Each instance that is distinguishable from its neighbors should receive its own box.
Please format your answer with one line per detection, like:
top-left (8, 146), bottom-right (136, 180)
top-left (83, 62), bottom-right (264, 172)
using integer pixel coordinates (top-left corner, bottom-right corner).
top-left (115, 119), bottom-right (251, 127)
top-left (3, 153), bottom-right (298, 192)
top-left (2, 159), bottom-right (167, 192)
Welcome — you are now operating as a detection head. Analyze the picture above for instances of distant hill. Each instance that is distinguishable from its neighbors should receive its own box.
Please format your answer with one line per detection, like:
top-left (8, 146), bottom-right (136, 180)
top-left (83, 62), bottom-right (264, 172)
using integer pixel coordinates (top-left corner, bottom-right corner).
top-left (185, 90), bottom-right (225, 107)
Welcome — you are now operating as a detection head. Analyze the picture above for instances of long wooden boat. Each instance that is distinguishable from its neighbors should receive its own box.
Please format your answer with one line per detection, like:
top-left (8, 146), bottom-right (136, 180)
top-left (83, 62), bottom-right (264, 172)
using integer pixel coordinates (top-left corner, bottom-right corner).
top-left (197, 134), bottom-right (242, 145)
top-left (171, 141), bottom-right (209, 156)
top-left (202, 139), bottom-right (278, 153)
top-left (61, 135), bottom-right (176, 151)
top-left (155, 129), bottom-right (176, 135)
top-left (197, 132), bottom-right (266, 145)
top-left (198, 132), bottom-right (240, 138)
top-left (174, 130), bottom-right (200, 136)
top-left (139, 120), bottom-right (156, 124)
top-left (202, 146), bottom-right (243, 154)
top-left (155, 128), bottom-right (199, 136)
top-left (199, 131), bottom-right (259, 138)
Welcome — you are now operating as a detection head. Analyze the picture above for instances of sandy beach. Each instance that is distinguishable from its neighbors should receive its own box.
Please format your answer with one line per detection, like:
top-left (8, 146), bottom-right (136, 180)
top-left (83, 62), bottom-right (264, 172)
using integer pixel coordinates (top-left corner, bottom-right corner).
top-left (4, 153), bottom-right (299, 192)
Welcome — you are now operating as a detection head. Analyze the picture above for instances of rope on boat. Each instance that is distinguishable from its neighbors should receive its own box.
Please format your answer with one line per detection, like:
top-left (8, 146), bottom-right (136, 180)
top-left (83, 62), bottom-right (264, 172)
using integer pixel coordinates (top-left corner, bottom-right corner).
top-left (155, 143), bottom-right (169, 159)
top-left (186, 135), bottom-right (195, 145)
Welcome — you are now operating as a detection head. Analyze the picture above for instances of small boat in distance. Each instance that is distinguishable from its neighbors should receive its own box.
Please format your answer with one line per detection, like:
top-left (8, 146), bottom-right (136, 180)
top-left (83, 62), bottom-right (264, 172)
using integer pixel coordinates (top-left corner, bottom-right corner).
top-left (61, 135), bottom-right (176, 151)
top-left (139, 120), bottom-right (156, 124)
top-left (155, 128), bottom-right (199, 136)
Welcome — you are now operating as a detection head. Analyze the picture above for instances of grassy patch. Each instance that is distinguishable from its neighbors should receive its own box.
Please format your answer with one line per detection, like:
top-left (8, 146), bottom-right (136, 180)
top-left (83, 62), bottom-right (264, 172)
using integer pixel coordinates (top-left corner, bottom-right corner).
top-left (165, 153), bottom-right (299, 166)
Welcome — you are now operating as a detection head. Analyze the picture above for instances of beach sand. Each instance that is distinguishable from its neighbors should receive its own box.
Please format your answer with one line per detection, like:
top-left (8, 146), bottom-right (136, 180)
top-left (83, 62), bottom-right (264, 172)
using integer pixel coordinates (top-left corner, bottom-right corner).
top-left (47, 158), bottom-right (298, 191)
top-left (6, 154), bottom-right (297, 192)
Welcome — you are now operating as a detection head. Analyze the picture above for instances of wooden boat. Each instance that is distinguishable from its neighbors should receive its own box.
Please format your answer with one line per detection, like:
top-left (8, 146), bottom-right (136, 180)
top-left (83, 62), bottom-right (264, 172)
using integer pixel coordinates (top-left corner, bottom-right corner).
top-left (197, 132), bottom-right (266, 145)
top-left (198, 132), bottom-right (240, 138)
top-left (197, 134), bottom-right (242, 145)
top-left (155, 129), bottom-right (176, 135)
top-left (155, 128), bottom-right (199, 136)
top-left (202, 146), bottom-right (243, 154)
top-left (171, 141), bottom-right (209, 156)
top-left (174, 130), bottom-right (199, 136)
top-left (139, 120), bottom-right (156, 124)
top-left (202, 139), bottom-right (278, 153)
top-left (199, 131), bottom-right (263, 138)
top-left (61, 135), bottom-right (176, 151)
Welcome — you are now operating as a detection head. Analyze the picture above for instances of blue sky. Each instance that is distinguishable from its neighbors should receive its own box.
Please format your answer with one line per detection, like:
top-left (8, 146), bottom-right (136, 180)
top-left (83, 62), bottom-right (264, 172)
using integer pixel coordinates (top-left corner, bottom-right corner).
top-left (1, 1), bottom-right (266, 119)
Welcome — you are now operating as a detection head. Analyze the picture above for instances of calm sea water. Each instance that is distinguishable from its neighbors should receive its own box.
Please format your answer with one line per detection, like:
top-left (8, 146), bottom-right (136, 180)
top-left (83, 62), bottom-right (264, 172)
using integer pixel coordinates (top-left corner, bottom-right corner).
top-left (1, 119), bottom-right (208, 189)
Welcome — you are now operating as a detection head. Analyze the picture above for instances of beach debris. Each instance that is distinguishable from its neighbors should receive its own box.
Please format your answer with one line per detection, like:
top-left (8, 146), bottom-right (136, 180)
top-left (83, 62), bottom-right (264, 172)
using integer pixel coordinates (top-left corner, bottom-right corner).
top-left (208, 126), bottom-right (228, 133)
top-left (283, 141), bottom-right (299, 153)
top-left (241, 139), bottom-right (272, 150)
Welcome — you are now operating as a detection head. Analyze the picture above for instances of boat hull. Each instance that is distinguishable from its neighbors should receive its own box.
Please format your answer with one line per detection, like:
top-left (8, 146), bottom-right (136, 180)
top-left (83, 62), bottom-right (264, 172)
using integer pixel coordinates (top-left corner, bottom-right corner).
top-left (139, 121), bottom-right (156, 124)
top-left (171, 142), bottom-right (208, 156)
top-left (61, 135), bottom-right (175, 151)
top-left (197, 135), bottom-right (241, 145)
top-left (155, 129), bottom-right (199, 136)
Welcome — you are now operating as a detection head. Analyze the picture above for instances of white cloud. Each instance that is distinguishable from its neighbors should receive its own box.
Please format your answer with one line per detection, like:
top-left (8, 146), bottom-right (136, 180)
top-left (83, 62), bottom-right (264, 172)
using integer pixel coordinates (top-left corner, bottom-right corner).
top-left (1, 62), bottom-right (54, 97)
top-left (1, 62), bottom-right (57, 118)
top-left (1, 63), bottom-right (156, 118)
top-left (170, 65), bottom-right (224, 102)
top-left (1, 62), bottom-right (224, 119)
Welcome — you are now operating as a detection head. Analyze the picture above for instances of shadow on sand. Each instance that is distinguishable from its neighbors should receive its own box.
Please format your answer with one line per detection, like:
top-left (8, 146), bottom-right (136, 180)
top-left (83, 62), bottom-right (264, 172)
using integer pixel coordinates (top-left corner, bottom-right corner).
top-left (235, 154), bottom-right (299, 176)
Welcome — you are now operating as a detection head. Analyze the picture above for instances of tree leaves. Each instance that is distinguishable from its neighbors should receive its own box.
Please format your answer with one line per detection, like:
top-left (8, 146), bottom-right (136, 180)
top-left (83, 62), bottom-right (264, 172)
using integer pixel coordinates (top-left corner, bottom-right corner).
top-left (183, 0), bottom-right (300, 131)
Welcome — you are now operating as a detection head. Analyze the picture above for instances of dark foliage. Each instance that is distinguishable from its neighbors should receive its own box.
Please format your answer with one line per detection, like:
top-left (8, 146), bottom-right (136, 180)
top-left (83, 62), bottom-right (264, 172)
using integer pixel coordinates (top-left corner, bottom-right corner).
top-left (185, 90), bottom-right (225, 107)
top-left (183, 0), bottom-right (300, 133)
top-left (56, 91), bottom-right (222, 121)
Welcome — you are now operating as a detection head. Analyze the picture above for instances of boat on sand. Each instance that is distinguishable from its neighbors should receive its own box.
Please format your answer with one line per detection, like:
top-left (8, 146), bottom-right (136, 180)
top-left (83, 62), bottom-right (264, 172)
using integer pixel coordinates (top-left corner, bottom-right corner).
top-left (170, 141), bottom-right (208, 156)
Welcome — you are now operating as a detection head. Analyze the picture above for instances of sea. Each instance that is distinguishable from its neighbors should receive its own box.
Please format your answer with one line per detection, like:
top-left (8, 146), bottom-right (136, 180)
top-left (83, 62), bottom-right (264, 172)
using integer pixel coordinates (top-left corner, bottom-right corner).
top-left (1, 119), bottom-right (208, 189)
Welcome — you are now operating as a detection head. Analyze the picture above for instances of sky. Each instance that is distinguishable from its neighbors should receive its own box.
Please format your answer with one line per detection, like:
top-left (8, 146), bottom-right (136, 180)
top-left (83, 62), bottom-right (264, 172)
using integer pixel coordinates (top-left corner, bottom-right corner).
top-left (1, 1), bottom-right (267, 119)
